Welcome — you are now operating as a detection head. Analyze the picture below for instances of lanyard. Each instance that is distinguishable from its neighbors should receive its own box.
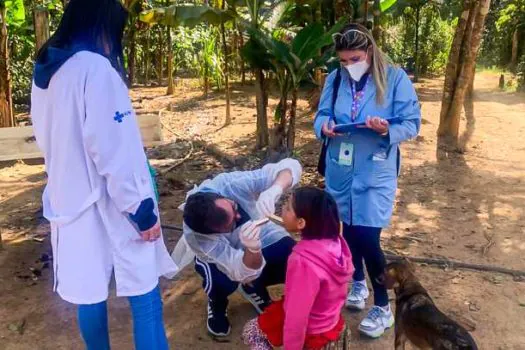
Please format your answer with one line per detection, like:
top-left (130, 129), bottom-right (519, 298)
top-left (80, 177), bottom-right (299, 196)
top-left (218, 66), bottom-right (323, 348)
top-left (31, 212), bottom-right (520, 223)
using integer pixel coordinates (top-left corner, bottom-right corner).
top-left (350, 76), bottom-right (369, 121)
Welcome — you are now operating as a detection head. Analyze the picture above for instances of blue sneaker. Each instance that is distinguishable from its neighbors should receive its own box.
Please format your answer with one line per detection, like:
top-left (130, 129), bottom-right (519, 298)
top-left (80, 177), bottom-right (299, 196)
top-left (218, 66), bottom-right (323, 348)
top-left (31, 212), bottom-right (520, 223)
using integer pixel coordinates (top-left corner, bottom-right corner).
top-left (207, 299), bottom-right (231, 337)
top-left (346, 280), bottom-right (370, 310)
top-left (238, 284), bottom-right (271, 314)
top-left (359, 305), bottom-right (394, 338)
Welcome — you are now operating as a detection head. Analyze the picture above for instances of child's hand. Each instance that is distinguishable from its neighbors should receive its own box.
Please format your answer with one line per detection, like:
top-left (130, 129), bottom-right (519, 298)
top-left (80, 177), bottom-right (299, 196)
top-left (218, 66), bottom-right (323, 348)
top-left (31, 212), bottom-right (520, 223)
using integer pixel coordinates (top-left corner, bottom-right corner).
top-left (140, 221), bottom-right (161, 242)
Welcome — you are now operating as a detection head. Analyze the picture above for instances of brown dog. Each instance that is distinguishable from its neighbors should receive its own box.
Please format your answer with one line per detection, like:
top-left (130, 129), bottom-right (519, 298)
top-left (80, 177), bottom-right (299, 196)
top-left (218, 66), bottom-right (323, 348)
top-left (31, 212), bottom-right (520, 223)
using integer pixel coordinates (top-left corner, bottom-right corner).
top-left (382, 261), bottom-right (478, 350)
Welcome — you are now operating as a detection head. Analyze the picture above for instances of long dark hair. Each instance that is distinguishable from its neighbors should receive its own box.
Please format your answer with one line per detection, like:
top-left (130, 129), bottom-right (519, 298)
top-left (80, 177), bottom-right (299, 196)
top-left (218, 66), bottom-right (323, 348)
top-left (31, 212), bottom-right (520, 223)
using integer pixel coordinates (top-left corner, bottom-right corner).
top-left (36, 0), bottom-right (129, 84)
top-left (292, 187), bottom-right (340, 240)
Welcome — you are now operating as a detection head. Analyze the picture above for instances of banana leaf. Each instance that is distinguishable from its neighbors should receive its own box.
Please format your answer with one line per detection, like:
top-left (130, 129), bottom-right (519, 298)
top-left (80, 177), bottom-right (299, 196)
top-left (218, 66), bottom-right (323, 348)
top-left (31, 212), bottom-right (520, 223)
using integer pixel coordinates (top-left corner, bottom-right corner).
top-left (139, 4), bottom-right (234, 28)
top-left (5, 0), bottom-right (25, 27)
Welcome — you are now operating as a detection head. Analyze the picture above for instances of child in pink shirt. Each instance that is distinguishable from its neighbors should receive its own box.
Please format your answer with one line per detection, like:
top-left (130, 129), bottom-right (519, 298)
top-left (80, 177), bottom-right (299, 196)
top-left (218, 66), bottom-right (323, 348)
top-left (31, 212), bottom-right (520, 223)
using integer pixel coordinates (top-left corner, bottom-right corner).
top-left (243, 187), bottom-right (354, 349)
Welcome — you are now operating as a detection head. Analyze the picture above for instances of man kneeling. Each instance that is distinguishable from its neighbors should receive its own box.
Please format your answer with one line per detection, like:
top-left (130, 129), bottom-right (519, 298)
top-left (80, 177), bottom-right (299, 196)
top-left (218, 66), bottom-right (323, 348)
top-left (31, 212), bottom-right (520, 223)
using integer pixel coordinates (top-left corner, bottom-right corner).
top-left (172, 158), bottom-right (302, 337)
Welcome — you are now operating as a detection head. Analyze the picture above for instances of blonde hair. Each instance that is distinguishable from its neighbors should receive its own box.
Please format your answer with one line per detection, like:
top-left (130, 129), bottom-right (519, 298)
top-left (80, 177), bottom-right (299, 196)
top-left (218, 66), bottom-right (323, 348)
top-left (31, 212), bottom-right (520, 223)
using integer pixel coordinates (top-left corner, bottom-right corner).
top-left (332, 23), bottom-right (389, 105)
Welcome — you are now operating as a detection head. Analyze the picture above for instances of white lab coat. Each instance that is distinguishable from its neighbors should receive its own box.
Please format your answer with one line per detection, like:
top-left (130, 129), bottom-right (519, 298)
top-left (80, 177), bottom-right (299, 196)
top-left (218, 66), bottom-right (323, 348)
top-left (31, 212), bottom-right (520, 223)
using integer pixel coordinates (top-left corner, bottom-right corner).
top-left (171, 158), bottom-right (302, 283)
top-left (31, 51), bottom-right (178, 305)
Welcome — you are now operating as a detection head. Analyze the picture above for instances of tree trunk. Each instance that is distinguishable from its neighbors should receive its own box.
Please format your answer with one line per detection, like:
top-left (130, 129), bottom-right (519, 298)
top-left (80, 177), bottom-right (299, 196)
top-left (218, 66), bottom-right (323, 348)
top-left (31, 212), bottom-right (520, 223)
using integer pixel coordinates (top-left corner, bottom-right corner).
top-left (437, 0), bottom-right (491, 149)
top-left (335, 0), bottom-right (353, 21)
top-left (157, 26), bottom-right (163, 86)
top-left (165, 0), bottom-right (173, 94)
top-left (255, 69), bottom-right (269, 149)
top-left (372, 0), bottom-right (382, 45)
top-left (286, 89), bottom-right (298, 151)
top-left (511, 28), bottom-right (519, 72)
top-left (239, 27), bottom-right (246, 85)
top-left (413, 5), bottom-right (421, 83)
top-left (437, 0), bottom-right (475, 140)
top-left (271, 88), bottom-right (288, 153)
top-left (128, 26), bottom-right (137, 85)
top-left (363, 0), bottom-right (369, 23)
top-left (34, 7), bottom-right (50, 52)
top-left (166, 27), bottom-right (174, 95)
top-left (221, 0), bottom-right (231, 126)
top-left (204, 63), bottom-right (209, 98)
top-left (499, 74), bottom-right (505, 89)
top-left (0, 4), bottom-right (14, 128)
top-left (466, 71), bottom-right (475, 99)
top-left (144, 30), bottom-right (151, 85)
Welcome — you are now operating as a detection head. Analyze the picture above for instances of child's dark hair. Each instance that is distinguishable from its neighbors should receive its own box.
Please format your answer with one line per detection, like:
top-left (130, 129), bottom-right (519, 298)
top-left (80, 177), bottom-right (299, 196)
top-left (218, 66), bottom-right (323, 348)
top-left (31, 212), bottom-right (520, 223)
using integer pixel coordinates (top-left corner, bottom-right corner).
top-left (292, 187), bottom-right (340, 240)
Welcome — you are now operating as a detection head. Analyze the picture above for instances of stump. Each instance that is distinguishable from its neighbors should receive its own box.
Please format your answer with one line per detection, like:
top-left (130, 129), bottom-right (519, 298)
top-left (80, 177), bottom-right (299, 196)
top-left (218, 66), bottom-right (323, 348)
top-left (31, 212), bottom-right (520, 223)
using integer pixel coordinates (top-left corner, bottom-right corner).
top-left (321, 324), bottom-right (350, 350)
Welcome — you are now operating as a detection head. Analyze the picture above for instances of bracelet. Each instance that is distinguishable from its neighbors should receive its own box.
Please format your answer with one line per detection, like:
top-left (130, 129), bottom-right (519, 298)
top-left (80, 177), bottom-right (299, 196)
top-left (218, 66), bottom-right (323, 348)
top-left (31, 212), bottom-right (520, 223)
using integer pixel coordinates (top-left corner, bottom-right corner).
top-left (247, 248), bottom-right (262, 254)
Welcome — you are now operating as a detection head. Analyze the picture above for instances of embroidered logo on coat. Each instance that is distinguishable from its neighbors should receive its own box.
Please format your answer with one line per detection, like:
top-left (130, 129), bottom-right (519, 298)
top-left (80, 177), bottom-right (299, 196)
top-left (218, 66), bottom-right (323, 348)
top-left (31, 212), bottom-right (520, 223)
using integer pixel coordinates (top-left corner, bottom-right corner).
top-left (114, 110), bottom-right (132, 123)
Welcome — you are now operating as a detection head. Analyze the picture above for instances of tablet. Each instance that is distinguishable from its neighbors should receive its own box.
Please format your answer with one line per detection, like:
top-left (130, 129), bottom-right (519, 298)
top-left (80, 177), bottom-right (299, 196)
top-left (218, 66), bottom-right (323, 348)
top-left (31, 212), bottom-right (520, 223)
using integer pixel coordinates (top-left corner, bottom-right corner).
top-left (333, 117), bottom-right (402, 134)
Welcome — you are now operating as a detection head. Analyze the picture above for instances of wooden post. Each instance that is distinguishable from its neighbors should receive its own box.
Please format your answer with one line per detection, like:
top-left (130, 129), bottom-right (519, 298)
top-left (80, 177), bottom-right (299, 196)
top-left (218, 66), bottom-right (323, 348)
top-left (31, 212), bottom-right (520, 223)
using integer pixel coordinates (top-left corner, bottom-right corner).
top-left (34, 6), bottom-right (50, 52)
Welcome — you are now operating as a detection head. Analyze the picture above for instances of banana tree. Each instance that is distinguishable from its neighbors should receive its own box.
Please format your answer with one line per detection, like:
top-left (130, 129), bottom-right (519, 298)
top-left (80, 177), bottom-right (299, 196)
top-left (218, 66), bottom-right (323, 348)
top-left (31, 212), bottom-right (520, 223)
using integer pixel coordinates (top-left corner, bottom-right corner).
top-left (140, 4), bottom-right (233, 27)
top-left (248, 20), bottom-right (345, 151)
top-left (140, 3), bottom-right (232, 100)
top-left (228, 0), bottom-right (291, 149)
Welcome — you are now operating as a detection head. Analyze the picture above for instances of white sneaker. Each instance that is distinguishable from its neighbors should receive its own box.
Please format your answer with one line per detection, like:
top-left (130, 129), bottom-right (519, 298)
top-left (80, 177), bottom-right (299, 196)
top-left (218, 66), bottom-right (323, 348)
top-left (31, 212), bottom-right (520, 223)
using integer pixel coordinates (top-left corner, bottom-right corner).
top-left (346, 280), bottom-right (369, 310)
top-left (358, 305), bottom-right (394, 338)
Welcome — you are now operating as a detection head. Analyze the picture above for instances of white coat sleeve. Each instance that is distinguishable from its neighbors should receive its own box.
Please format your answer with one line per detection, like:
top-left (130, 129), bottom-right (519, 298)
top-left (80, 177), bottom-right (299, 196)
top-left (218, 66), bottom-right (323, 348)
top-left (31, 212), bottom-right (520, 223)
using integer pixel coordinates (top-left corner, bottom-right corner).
top-left (83, 61), bottom-right (152, 214)
top-left (204, 158), bottom-right (303, 203)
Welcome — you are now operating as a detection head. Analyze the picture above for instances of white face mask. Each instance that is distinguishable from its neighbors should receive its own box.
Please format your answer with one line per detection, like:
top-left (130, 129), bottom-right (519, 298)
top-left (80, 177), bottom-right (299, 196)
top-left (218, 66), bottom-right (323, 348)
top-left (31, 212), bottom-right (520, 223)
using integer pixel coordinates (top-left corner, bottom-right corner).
top-left (345, 57), bottom-right (370, 81)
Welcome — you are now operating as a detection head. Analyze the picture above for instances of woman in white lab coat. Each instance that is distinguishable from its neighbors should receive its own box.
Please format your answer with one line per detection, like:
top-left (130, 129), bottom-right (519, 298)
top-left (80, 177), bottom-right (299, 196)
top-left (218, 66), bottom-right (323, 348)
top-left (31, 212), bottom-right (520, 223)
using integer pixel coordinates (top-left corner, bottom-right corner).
top-left (31, 0), bottom-right (177, 349)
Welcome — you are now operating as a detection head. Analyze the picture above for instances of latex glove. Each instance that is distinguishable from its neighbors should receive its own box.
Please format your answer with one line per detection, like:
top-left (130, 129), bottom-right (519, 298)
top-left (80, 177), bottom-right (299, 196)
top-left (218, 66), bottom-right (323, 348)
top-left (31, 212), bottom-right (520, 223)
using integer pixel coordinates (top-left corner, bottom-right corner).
top-left (239, 221), bottom-right (262, 253)
top-left (256, 184), bottom-right (283, 218)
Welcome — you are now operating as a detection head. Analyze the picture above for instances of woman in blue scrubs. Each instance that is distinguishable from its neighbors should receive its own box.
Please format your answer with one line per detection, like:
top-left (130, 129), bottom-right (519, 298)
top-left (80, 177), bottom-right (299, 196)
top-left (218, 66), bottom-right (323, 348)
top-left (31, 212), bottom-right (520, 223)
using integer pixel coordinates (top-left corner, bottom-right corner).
top-left (314, 23), bottom-right (421, 339)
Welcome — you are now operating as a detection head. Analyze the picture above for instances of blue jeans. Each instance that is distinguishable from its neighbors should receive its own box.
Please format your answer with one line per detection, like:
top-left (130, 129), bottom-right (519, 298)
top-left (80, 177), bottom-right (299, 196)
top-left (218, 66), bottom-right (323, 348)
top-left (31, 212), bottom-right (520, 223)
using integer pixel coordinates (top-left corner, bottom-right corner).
top-left (77, 285), bottom-right (168, 350)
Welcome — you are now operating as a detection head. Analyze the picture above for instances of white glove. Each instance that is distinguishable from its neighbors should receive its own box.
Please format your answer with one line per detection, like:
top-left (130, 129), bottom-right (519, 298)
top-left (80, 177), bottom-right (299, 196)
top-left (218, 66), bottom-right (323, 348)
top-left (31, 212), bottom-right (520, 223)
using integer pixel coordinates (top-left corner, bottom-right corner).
top-left (256, 184), bottom-right (283, 218)
top-left (239, 221), bottom-right (262, 253)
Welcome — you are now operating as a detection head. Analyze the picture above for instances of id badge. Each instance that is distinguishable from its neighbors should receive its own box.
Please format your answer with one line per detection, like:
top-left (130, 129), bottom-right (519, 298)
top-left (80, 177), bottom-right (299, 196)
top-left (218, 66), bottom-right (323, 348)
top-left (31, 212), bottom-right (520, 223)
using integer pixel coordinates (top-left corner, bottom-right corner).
top-left (338, 143), bottom-right (354, 166)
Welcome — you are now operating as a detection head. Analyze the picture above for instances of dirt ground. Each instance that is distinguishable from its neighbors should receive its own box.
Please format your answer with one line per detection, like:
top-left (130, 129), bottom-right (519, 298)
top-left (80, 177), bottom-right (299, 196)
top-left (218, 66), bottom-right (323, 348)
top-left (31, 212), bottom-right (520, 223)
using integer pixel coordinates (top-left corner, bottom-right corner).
top-left (1, 72), bottom-right (524, 350)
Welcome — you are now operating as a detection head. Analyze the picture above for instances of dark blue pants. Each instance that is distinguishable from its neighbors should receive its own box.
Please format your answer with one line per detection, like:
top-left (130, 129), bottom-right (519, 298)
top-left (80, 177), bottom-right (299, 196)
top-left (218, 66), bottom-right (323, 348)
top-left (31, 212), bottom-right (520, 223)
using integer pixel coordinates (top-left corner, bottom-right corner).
top-left (342, 224), bottom-right (388, 307)
top-left (194, 237), bottom-right (295, 305)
